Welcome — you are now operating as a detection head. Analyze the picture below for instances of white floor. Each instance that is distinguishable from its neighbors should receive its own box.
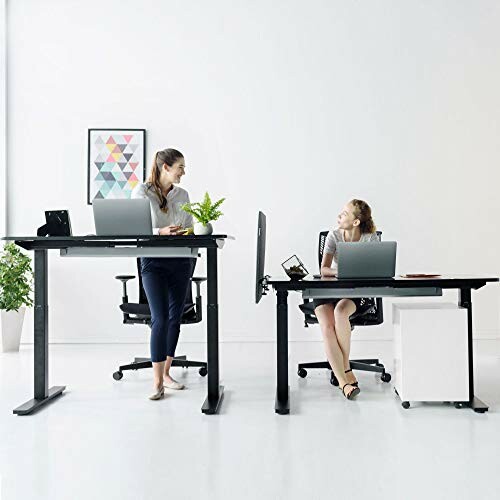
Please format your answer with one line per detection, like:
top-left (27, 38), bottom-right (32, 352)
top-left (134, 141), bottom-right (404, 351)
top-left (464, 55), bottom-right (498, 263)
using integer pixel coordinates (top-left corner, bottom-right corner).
top-left (1, 341), bottom-right (500, 500)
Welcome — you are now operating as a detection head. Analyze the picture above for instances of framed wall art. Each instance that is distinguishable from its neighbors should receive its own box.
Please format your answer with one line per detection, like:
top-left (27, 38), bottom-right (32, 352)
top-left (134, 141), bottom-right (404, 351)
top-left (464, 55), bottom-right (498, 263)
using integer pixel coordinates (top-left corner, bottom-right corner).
top-left (87, 128), bottom-right (146, 204)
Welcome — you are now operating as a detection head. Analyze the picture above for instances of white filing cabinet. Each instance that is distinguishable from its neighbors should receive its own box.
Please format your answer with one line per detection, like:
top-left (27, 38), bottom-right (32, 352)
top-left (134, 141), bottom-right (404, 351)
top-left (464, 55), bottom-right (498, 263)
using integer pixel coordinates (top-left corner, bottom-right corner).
top-left (392, 303), bottom-right (468, 408)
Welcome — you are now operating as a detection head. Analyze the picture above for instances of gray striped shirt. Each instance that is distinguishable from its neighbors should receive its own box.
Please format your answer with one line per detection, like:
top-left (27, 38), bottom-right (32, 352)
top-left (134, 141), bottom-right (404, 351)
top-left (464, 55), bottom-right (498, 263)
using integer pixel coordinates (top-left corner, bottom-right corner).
top-left (324, 229), bottom-right (380, 270)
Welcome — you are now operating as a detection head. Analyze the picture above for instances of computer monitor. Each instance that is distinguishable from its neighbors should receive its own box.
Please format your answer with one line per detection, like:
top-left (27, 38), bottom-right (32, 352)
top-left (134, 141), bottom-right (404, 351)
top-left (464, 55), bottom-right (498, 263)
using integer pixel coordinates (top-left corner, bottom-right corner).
top-left (93, 199), bottom-right (153, 236)
top-left (255, 211), bottom-right (267, 304)
top-left (36, 210), bottom-right (72, 237)
top-left (337, 241), bottom-right (397, 279)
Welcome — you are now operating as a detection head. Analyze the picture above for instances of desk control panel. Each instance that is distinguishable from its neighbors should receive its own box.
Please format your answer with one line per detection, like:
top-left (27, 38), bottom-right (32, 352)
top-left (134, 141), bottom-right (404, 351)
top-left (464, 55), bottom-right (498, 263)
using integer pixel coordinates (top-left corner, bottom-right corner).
top-left (302, 287), bottom-right (443, 299)
top-left (60, 247), bottom-right (199, 258)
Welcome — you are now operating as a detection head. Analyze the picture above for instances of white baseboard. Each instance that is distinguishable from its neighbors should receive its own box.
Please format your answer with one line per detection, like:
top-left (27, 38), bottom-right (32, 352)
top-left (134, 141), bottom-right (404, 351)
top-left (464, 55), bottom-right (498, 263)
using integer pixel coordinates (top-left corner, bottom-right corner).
top-left (21, 335), bottom-right (500, 356)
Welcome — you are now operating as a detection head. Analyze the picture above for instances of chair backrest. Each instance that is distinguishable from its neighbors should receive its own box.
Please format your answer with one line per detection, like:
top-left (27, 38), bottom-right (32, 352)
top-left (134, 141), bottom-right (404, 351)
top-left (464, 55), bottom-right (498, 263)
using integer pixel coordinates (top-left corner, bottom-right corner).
top-left (318, 230), bottom-right (384, 326)
top-left (318, 230), bottom-right (383, 269)
top-left (318, 231), bottom-right (329, 269)
top-left (136, 258), bottom-right (196, 307)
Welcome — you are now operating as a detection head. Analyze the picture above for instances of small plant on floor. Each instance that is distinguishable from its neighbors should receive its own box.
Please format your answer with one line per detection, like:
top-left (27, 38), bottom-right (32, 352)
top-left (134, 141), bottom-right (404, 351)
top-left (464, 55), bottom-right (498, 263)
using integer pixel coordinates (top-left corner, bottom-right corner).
top-left (0, 243), bottom-right (33, 312)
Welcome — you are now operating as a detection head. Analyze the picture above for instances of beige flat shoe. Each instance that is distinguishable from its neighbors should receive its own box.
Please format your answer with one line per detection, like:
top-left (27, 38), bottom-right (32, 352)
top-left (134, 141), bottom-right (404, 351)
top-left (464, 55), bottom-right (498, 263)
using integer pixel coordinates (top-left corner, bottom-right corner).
top-left (164, 379), bottom-right (185, 390)
top-left (149, 386), bottom-right (165, 400)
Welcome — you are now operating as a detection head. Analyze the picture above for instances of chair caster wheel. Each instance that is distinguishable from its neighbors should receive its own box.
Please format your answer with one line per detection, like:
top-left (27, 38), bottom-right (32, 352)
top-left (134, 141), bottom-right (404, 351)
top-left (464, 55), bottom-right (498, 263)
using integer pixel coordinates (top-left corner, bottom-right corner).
top-left (330, 373), bottom-right (339, 386)
top-left (199, 367), bottom-right (208, 377)
top-left (113, 371), bottom-right (123, 381)
top-left (381, 372), bottom-right (391, 383)
top-left (298, 368), bottom-right (307, 378)
top-left (402, 401), bottom-right (410, 409)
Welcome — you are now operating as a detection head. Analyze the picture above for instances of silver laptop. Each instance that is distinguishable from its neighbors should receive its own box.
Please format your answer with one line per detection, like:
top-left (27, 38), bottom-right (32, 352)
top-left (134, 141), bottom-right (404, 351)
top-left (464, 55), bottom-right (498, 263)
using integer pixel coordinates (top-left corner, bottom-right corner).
top-left (93, 199), bottom-right (153, 236)
top-left (337, 242), bottom-right (397, 279)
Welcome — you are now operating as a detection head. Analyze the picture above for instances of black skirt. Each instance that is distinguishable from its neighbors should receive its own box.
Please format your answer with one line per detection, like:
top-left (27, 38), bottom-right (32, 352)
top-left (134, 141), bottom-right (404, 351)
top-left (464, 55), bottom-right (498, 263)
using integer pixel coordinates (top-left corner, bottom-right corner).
top-left (312, 297), bottom-right (371, 315)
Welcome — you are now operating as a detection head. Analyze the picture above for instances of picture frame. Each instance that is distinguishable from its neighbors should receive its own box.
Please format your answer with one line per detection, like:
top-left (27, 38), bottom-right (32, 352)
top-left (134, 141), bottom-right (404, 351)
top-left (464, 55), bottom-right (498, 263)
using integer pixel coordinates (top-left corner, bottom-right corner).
top-left (87, 128), bottom-right (146, 204)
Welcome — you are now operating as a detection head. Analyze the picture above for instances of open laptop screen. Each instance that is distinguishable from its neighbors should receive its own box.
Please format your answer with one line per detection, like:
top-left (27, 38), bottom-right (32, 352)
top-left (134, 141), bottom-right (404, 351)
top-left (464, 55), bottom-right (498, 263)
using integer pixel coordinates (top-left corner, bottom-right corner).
top-left (93, 199), bottom-right (153, 236)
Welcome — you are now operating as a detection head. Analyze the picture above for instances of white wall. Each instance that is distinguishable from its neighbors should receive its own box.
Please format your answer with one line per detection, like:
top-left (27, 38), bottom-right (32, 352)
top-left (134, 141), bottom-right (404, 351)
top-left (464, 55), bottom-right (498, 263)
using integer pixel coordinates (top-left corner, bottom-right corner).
top-left (0, 0), bottom-right (5, 238)
top-left (6, 0), bottom-right (500, 343)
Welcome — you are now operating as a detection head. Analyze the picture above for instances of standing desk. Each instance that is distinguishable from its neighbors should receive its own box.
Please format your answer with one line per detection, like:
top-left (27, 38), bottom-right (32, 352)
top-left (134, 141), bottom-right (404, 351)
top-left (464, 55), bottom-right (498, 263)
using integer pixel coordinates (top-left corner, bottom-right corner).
top-left (2, 234), bottom-right (234, 416)
top-left (264, 275), bottom-right (499, 415)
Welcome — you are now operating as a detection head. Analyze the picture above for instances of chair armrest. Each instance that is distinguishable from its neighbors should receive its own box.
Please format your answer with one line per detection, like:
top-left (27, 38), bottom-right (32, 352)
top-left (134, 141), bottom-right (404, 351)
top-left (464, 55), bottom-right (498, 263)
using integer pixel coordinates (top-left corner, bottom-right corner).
top-left (191, 277), bottom-right (206, 299)
top-left (115, 275), bottom-right (135, 303)
top-left (115, 275), bottom-right (136, 282)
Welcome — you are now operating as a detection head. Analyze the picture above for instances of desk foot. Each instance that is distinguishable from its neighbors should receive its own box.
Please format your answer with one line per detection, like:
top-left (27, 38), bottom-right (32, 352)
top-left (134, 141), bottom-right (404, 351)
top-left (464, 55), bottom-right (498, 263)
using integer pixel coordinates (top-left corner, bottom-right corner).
top-left (470, 396), bottom-right (488, 413)
top-left (13, 386), bottom-right (66, 415)
top-left (201, 385), bottom-right (224, 415)
top-left (275, 387), bottom-right (290, 415)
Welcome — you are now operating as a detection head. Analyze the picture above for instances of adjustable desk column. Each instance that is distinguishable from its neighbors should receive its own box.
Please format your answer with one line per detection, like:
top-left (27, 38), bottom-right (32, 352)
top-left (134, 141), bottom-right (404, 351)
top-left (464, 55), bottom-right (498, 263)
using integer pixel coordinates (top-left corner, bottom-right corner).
top-left (14, 249), bottom-right (65, 415)
top-left (275, 290), bottom-right (289, 415)
top-left (202, 246), bottom-right (224, 414)
top-left (459, 287), bottom-right (487, 413)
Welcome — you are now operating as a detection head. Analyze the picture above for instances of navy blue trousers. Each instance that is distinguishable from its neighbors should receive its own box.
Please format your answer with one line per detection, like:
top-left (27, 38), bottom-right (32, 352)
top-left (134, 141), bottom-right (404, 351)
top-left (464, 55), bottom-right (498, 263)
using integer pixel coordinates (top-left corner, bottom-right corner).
top-left (140, 257), bottom-right (193, 362)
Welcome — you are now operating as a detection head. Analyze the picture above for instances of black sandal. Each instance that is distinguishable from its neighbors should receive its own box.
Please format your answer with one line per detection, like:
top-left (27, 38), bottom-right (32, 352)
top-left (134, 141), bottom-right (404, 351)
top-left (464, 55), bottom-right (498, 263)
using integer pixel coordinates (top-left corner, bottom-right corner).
top-left (342, 383), bottom-right (360, 400)
top-left (345, 369), bottom-right (358, 387)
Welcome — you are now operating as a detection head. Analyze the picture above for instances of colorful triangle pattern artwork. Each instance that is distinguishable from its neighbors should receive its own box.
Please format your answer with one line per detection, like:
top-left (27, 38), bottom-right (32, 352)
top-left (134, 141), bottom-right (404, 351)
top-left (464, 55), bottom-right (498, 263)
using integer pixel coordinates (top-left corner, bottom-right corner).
top-left (89, 130), bottom-right (144, 203)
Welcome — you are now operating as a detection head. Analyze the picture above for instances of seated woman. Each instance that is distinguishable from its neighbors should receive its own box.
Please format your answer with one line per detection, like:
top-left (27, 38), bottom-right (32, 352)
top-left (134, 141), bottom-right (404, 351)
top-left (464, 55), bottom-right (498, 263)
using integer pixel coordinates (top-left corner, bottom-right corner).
top-left (314, 199), bottom-right (379, 400)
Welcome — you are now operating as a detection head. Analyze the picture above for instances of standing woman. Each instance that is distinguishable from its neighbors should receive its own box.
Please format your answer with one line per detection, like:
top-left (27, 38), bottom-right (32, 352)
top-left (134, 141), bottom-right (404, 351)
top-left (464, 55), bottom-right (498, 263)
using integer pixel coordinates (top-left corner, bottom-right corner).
top-left (313, 199), bottom-right (379, 400)
top-left (132, 148), bottom-right (194, 400)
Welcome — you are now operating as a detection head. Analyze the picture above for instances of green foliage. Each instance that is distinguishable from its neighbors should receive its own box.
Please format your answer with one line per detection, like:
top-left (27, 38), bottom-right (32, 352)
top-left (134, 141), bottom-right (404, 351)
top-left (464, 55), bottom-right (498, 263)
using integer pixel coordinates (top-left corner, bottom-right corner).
top-left (181, 192), bottom-right (225, 225)
top-left (0, 243), bottom-right (34, 312)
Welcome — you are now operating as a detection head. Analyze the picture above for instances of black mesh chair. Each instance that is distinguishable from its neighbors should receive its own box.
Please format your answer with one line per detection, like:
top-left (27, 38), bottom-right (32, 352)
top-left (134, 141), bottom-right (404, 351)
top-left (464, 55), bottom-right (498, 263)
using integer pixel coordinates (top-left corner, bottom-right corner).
top-left (112, 258), bottom-right (208, 380)
top-left (297, 230), bottom-right (392, 386)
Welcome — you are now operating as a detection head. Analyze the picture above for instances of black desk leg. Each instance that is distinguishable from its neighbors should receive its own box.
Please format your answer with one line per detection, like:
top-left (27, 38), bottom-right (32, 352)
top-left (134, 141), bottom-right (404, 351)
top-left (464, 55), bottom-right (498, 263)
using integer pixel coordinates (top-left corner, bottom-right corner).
top-left (275, 290), bottom-right (290, 415)
top-left (201, 247), bottom-right (224, 414)
top-left (13, 250), bottom-right (65, 415)
top-left (459, 288), bottom-right (488, 413)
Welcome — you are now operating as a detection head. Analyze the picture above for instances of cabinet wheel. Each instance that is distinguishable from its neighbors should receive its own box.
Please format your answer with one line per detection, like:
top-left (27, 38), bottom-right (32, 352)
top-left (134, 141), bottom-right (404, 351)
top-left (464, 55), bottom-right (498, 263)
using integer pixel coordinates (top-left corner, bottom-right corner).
top-left (402, 401), bottom-right (410, 409)
top-left (381, 372), bottom-right (391, 383)
top-left (113, 371), bottom-right (123, 381)
top-left (298, 368), bottom-right (307, 378)
top-left (199, 367), bottom-right (208, 377)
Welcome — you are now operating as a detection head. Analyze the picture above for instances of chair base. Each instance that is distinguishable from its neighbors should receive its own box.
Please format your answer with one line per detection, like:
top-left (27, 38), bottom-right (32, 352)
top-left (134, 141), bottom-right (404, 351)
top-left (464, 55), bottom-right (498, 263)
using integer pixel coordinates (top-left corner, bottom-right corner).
top-left (113, 355), bottom-right (208, 380)
top-left (297, 359), bottom-right (391, 385)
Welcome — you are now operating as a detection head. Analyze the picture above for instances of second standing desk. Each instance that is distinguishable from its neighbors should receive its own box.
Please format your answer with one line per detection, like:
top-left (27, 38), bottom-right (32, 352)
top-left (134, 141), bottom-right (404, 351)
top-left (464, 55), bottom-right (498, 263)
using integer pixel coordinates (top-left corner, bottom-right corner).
top-left (264, 275), bottom-right (498, 415)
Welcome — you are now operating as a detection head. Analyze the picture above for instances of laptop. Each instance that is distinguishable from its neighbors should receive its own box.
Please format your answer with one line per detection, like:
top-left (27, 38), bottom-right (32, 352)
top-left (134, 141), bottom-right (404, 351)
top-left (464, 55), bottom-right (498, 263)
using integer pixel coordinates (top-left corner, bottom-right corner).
top-left (337, 241), bottom-right (397, 279)
top-left (92, 199), bottom-right (153, 236)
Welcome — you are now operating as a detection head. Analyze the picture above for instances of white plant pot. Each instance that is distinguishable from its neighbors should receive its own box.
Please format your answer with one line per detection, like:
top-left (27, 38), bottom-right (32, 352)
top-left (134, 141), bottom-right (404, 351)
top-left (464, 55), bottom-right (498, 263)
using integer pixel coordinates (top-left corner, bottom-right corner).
top-left (1, 307), bottom-right (26, 352)
top-left (193, 222), bottom-right (213, 235)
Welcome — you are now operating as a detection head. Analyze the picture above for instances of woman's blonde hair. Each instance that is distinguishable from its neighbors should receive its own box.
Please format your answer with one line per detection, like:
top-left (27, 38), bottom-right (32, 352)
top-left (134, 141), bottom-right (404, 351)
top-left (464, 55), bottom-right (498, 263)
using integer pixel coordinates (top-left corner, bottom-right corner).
top-left (350, 199), bottom-right (376, 233)
top-left (146, 148), bottom-right (184, 212)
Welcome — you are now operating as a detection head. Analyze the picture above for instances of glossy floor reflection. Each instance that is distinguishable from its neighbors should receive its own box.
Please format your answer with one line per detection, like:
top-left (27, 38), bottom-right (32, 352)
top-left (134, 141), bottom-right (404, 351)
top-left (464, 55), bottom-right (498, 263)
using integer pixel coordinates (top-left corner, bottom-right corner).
top-left (1, 341), bottom-right (499, 500)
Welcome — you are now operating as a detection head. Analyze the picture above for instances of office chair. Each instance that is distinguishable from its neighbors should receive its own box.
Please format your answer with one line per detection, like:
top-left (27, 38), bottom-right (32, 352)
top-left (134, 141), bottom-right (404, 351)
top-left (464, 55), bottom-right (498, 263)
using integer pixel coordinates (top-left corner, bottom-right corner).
top-left (112, 258), bottom-right (208, 380)
top-left (297, 230), bottom-right (392, 386)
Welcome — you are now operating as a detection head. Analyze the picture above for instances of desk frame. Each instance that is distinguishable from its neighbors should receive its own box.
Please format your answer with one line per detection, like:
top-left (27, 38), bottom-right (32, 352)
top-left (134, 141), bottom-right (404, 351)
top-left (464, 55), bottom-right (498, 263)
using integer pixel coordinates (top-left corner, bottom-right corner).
top-left (267, 276), bottom-right (498, 415)
top-left (4, 235), bottom-right (231, 416)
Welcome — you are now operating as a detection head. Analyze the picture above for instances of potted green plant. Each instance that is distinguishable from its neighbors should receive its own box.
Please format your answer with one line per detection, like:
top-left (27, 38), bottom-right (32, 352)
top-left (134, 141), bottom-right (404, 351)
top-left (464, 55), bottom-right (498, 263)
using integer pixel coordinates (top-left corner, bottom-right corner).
top-left (181, 192), bottom-right (225, 235)
top-left (0, 243), bottom-right (33, 352)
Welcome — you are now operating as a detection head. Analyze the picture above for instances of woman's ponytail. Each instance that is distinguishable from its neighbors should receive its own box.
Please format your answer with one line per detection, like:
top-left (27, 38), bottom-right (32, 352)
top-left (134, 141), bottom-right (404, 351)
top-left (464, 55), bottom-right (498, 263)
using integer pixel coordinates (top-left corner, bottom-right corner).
top-left (350, 199), bottom-right (377, 233)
